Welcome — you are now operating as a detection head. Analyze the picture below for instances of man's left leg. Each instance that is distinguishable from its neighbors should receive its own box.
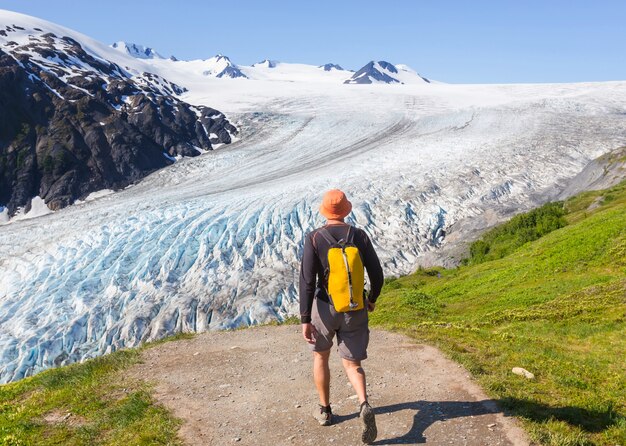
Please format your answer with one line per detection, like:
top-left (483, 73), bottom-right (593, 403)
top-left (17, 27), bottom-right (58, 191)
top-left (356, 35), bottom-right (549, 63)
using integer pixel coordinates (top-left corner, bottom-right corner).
top-left (342, 358), bottom-right (377, 443)
top-left (338, 308), bottom-right (377, 444)
top-left (342, 358), bottom-right (367, 404)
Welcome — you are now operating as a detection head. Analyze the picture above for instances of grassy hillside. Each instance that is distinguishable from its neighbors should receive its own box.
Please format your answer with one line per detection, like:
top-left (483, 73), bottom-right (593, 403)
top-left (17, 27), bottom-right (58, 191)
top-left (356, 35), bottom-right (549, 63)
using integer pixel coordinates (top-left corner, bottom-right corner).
top-left (371, 180), bottom-right (626, 446)
top-left (0, 336), bottom-right (192, 446)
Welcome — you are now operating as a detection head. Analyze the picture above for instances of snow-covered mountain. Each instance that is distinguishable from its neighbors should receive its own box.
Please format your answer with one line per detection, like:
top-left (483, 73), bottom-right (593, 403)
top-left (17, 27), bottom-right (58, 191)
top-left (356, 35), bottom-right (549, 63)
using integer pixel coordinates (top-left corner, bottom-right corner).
top-left (201, 54), bottom-right (247, 78)
top-left (0, 10), bottom-right (236, 217)
top-left (319, 63), bottom-right (345, 71)
top-left (345, 60), bottom-right (430, 84)
top-left (253, 59), bottom-right (278, 68)
top-left (170, 57), bottom-right (350, 83)
top-left (2, 9), bottom-right (626, 383)
top-left (110, 41), bottom-right (165, 59)
top-left (395, 63), bottom-right (431, 83)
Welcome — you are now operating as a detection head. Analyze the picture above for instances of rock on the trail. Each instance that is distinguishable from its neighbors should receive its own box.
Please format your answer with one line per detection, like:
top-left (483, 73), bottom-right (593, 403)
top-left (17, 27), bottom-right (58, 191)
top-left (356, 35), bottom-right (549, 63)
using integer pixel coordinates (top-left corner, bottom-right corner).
top-left (511, 367), bottom-right (535, 379)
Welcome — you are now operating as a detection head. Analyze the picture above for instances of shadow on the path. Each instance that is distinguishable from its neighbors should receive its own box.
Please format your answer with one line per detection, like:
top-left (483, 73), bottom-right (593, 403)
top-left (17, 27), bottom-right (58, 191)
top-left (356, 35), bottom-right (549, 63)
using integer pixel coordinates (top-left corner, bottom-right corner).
top-left (368, 399), bottom-right (501, 445)
top-left (355, 398), bottom-right (625, 445)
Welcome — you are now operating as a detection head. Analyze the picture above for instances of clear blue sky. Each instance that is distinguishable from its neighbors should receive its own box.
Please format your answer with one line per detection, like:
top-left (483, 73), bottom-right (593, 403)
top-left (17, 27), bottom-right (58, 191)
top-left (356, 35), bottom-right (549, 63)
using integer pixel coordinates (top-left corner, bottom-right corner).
top-left (1, 0), bottom-right (625, 83)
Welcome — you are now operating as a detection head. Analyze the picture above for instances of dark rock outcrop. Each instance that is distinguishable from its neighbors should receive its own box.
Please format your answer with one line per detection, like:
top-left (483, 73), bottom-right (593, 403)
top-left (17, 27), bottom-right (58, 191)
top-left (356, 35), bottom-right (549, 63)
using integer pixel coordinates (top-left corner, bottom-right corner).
top-left (0, 30), bottom-right (237, 216)
top-left (319, 63), bottom-right (344, 71)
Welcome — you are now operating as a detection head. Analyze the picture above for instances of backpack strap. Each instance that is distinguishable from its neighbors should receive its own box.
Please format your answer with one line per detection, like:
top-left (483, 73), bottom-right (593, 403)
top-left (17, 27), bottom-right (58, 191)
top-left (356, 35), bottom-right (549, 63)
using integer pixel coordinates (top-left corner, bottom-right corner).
top-left (320, 226), bottom-right (355, 246)
top-left (311, 231), bottom-right (319, 253)
top-left (318, 227), bottom-right (338, 246)
top-left (345, 226), bottom-right (354, 244)
top-left (315, 229), bottom-right (334, 290)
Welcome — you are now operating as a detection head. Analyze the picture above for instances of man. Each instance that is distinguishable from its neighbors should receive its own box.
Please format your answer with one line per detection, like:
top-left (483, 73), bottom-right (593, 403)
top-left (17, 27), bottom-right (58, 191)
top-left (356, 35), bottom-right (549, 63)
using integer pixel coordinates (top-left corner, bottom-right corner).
top-left (299, 189), bottom-right (384, 445)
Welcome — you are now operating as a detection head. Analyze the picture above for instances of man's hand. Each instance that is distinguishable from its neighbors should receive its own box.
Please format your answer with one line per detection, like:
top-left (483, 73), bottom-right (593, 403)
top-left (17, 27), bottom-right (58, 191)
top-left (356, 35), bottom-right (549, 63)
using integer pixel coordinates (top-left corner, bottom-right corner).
top-left (302, 323), bottom-right (317, 344)
top-left (367, 300), bottom-right (376, 312)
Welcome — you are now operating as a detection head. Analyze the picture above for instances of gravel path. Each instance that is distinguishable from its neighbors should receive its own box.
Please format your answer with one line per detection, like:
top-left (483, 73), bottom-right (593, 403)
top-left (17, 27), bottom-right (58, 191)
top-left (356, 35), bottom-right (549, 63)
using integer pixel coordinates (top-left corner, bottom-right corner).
top-left (130, 326), bottom-right (530, 445)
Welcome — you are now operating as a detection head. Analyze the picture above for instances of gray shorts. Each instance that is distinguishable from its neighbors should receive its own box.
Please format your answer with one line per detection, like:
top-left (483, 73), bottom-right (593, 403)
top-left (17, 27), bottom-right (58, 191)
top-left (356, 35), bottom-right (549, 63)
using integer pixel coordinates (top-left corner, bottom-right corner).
top-left (311, 294), bottom-right (370, 361)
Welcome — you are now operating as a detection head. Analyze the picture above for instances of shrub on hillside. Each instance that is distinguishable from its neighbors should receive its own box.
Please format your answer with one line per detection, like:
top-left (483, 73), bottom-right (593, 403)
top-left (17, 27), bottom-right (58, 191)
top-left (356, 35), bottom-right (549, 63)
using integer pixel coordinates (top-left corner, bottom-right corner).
top-left (464, 201), bottom-right (567, 265)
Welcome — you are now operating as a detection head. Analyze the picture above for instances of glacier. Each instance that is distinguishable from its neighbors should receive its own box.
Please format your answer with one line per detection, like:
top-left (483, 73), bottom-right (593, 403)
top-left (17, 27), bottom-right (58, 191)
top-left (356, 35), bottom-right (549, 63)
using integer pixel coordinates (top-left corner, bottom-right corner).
top-left (1, 10), bottom-right (626, 383)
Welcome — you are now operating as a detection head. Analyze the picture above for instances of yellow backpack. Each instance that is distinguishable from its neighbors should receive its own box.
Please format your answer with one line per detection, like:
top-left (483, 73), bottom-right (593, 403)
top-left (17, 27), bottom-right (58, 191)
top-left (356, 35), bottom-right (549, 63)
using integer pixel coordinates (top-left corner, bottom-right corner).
top-left (318, 227), bottom-right (365, 312)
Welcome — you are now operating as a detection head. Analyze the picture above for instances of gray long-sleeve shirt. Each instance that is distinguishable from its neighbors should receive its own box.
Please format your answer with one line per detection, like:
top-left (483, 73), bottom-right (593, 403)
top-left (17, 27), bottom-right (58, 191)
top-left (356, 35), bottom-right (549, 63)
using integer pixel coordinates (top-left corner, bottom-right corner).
top-left (299, 223), bottom-right (384, 323)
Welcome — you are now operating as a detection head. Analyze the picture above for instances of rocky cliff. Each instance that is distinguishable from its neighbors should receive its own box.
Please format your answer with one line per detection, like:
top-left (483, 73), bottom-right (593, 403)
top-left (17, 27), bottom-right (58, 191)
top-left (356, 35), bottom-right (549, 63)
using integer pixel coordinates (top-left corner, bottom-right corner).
top-left (0, 28), bottom-right (236, 216)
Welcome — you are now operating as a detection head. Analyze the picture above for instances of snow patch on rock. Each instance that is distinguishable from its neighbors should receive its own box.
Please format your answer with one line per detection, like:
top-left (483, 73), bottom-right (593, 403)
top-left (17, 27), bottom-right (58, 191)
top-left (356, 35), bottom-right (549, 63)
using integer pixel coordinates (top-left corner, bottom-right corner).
top-left (74, 189), bottom-right (116, 205)
top-left (3, 196), bottom-right (53, 224)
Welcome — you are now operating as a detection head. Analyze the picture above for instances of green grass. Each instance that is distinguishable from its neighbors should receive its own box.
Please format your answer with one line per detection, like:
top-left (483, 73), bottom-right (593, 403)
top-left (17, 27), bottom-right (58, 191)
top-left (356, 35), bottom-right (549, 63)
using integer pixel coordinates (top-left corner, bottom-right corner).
top-left (265, 315), bottom-right (301, 326)
top-left (0, 336), bottom-right (190, 446)
top-left (0, 316), bottom-right (302, 445)
top-left (371, 179), bottom-right (626, 446)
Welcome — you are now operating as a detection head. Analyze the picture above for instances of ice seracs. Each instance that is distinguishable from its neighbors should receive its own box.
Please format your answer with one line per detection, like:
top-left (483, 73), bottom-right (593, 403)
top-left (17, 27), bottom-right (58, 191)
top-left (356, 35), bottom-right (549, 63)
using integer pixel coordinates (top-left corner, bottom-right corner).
top-left (110, 41), bottom-right (166, 59)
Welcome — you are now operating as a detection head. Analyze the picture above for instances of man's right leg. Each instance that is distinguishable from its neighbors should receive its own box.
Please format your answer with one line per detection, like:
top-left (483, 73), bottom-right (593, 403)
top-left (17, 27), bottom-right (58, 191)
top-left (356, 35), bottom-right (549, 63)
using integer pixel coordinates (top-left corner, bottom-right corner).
top-left (313, 349), bottom-right (331, 406)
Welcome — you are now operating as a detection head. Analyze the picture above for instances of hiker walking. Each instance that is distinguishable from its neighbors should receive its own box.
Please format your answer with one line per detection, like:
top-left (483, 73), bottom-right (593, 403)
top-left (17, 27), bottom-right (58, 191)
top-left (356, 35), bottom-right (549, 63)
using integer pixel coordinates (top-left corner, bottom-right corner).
top-left (299, 189), bottom-right (384, 444)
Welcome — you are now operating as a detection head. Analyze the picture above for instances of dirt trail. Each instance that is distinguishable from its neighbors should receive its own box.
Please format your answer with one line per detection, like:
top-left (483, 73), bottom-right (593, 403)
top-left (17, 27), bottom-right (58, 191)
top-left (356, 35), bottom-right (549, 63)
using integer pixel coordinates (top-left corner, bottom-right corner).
top-left (130, 326), bottom-right (530, 445)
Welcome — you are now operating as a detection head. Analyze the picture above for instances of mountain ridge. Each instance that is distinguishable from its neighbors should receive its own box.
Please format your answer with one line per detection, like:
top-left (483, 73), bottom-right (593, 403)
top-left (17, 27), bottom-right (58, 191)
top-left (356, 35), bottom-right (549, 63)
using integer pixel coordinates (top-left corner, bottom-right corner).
top-left (110, 41), bottom-right (166, 60)
top-left (201, 54), bottom-right (248, 78)
top-left (345, 60), bottom-right (430, 84)
top-left (0, 10), bottom-right (237, 217)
